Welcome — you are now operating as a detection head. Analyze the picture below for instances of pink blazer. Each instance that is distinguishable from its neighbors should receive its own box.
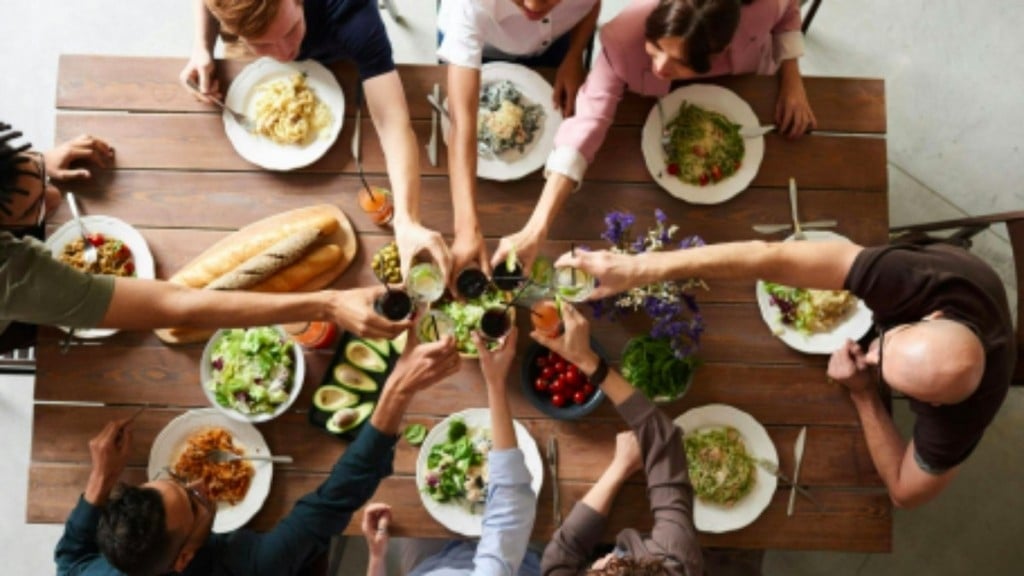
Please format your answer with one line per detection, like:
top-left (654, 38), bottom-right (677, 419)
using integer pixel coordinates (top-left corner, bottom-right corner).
top-left (552, 0), bottom-right (803, 169)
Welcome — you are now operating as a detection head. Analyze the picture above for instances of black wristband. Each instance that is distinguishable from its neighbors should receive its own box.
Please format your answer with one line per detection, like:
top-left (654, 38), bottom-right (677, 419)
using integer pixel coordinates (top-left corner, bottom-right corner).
top-left (587, 356), bottom-right (609, 387)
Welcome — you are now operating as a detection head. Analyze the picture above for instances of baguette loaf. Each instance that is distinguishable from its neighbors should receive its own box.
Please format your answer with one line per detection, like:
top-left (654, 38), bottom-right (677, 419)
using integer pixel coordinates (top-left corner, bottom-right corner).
top-left (174, 210), bottom-right (339, 288)
top-left (206, 228), bottom-right (320, 290)
top-left (250, 243), bottom-right (343, 292)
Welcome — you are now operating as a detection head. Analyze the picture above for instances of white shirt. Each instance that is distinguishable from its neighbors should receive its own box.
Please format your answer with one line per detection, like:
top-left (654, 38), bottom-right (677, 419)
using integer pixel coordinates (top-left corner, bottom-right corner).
top-left (437, 0), bottom-right (599, 69)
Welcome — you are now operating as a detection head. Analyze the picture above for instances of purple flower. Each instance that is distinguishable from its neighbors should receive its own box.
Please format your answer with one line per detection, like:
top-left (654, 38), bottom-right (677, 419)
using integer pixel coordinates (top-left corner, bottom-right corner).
top-left (655, 209), bottom-right (667, 223)
top-left (631, 234), bottom-right (647, 253)
top-left (602, 211), bottom-right (636, 246)
top-left (678, 235), bottom-right (706, 249)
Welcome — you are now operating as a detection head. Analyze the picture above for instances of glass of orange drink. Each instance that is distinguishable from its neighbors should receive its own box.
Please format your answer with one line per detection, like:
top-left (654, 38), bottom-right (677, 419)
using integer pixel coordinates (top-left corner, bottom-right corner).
top-left (358, 186), bottom-right (394, 226)
top-left (530, 299), bottom-right (562, 337)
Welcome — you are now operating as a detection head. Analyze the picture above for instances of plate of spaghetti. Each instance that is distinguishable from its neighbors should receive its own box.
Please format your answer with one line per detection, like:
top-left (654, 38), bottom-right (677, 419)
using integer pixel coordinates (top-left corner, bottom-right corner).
top-left (224, 57), bottom-right (344, 171)
top-left (148, 409), bottom-right (273, 533)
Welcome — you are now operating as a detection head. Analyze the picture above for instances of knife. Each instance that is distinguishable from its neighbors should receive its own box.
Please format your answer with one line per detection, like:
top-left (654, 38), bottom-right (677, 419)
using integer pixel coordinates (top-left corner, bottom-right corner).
top-left (751, 220), bottom-right (838, 234)
top-left (426, 83), bottom-right (439, 167)
top-left (787, 426), bottom-right (807, 516)
top-left (547, 436), bottom-right (561, 526)
top-left (750, 456), bottom-right (821, 510)
top-left (740, 124), bottom-right (775, 139)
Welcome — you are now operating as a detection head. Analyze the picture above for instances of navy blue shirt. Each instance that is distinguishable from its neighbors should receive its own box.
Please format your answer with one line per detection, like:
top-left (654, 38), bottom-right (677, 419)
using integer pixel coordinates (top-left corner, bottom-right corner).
top-left (299, 0), bottom-right (395, 80)
top-left (54, 424), bottom-right (398, 575)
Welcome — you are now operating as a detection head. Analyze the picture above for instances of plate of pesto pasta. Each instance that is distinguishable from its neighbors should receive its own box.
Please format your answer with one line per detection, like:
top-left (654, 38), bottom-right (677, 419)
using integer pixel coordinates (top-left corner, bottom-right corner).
top-left (224, 57), bottom-right (344, 171)
top-left (641, 84), bottom-right (764, 204)
top-left (675, 404), bottom-right (778, 533)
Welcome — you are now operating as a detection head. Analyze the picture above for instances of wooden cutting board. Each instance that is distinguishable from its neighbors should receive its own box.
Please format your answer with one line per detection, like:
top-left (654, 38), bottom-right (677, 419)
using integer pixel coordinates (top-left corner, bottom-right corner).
top-left (155, 204), bottom-right (358, 345)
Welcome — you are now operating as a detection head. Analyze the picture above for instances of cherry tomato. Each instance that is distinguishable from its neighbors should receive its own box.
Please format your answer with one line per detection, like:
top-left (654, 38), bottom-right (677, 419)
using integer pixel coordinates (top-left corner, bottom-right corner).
top-left (699, 173), bottom-right (710, 186)
top-left (734, 160), bottom-right (741, 171)
top-left (711, 165), bottom-right (722, 181)
top-left (534, 378), bottom-right (548, 392)
top-left (87, 233), bottom-right (105, 247)
top-left (692, 145), bottom-right (706, 157)
top-left (565, 371), bottom-right (581, 388)
top-left (550, 378), bottom-right (565, 395)
top-left (573, 391), bottom-right (587, 405)
top-left (541, 367), bottom-right (554, 380)
top-left (554, 361), bottom-right (567, 373)
top-left (116, 244), bottom-right (132, 259)
top-left (666, 162), bottom-right (679, 176)
top-left (583, 384), bottom-right (595, 397)
top-left (124, 262), bottom-right (135, 275)
top-left (551, 394), bottom-right (567, 408)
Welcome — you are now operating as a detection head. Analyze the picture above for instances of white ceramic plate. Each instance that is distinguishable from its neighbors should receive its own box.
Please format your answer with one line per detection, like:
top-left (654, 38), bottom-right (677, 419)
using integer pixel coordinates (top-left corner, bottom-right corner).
top-left (148, 409), bottom-right (273, 533)
top-left (45, 215), bottom-right (156, 338)
top-left (224, 57), bottom-right (345, 171)
top-left (200, 326), bottom-right (306, 423)
top-left (641, 84), bottom-right (764, 204)
top-left (442, 62), bottom-right (563, 181)
top-left (416, 408), bottom-right (544, 536)
top-left (675, 404), bottom-right (777, 533)
top-left (755, 230), bottom-right (873, 354)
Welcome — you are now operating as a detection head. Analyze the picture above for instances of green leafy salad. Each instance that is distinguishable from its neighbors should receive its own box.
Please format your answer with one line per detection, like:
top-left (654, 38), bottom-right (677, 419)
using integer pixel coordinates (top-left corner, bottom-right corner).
top-left (684, 426), bottom-right (757, 507)
top-left (436, 289), bottom-right (507, 356)
top-left (208, 327), bottom-right (294, 416)
top-left (423, 418), bottom-right (491, 513)
top-left (665, 102), bottom-right (744, 186)
top-left (621, 336), bottom-right (696, 402)
top-left (763, 282), bottom-right (858, 334)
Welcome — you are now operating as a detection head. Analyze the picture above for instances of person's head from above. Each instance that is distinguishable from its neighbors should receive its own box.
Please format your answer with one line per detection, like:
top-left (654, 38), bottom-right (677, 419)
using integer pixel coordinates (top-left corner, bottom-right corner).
top-left (97, 471), bottom-right (216, 576)
top-left (643, 0), bottom-right (752, 80)
top-left (587, 554), bottom-right (669, 575)
top-left (510, 0), bottom-right (564, 22)
top-left (864, 311), bottom-right (985, 406)
top-left (0, 124), bottom-right (60, 229)
top-left (205, 0), bottom-right (306, 62)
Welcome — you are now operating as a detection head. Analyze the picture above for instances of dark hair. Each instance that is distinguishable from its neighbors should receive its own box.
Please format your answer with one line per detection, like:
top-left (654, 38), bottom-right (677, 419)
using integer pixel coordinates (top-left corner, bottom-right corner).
top-left (643, 0), bottom-right (752, 74)
top-left (587, 556), bottom-right (670, 576)
top-left (0, 122), bottom-right (37, 220)
top-left (97, 485), bottom-right (174, 576)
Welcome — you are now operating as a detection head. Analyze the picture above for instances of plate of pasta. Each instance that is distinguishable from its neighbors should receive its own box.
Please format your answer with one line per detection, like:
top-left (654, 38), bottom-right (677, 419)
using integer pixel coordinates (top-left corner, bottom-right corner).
top-left (148, 409), bottom-right (273, 533)
top-left (755, 230), bottom-right (873, 354)
top-left (224, 57), bottom-right (344, 171)
top-left (641, 84), bottom-right (764, 204)
top-left (675, 404), bottom-right (777, 533)
top-left (45, 214), bottom-right (155, 339)
top-left (441, 62), bottom-right (562, 181)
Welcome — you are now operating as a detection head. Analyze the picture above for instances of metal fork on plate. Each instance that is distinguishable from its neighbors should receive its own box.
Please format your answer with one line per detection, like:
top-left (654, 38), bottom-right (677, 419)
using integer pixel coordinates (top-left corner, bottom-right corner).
top-left (186, 78), bottom-right (255, 131)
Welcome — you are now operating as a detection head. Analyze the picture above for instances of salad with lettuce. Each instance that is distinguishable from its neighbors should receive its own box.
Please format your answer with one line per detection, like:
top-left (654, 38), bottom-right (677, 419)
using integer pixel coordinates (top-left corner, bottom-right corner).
top-left (436, 289), bottom-right (507, 356)
top-left (208, 327), bottom-right (295, 416)
top-left (423, 418), bottom-right (490, 513)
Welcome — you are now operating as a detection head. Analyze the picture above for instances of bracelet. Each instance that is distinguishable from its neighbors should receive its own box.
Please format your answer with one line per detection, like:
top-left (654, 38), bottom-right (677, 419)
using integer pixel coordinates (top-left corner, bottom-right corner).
top-left (587, 356), bottom-right (609, 387)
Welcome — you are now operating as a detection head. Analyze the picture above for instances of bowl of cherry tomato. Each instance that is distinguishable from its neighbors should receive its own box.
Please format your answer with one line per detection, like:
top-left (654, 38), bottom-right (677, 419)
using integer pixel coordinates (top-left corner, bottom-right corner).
top-left (521, 341), bottom-right (605, 420)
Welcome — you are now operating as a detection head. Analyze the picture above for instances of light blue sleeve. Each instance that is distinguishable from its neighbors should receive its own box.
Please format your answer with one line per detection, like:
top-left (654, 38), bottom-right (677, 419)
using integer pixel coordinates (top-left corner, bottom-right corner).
top-left (472, 448), bottom-right (537, 576)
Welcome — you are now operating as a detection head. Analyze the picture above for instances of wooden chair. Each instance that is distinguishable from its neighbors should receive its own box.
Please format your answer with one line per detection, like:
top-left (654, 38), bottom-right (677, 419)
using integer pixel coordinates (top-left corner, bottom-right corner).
top-left (803, 0), bottom-right (823, 34)
top-left (890, 211), bottom-right (1024, 385)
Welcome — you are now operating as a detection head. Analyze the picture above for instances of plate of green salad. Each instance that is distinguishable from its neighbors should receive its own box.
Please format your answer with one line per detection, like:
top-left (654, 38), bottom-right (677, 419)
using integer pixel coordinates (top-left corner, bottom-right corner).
top-left (415, 408), bottom-right (543, 536)
top-left (675, 404), bottom-right (777, 533)
top-left (434, 288), bottom-right (513, 359)
top-left (641, 84), bottom-right (764, 205)
top-left (201, 326), bottom-right (305, 423)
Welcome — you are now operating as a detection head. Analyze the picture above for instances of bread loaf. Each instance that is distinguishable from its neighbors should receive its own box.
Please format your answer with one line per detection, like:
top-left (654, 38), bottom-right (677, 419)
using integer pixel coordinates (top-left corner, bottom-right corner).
top-left (174, 210), bottom-right (339, 288)
top-left (250, 244), bottom-right (343, 292)
top-left (206, 228), bottom-right (320, 290)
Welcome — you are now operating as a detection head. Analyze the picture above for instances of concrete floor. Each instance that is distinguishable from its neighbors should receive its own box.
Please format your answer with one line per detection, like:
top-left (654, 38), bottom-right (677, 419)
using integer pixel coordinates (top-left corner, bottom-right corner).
top-left (2, 0), bottom-right (1022, 574)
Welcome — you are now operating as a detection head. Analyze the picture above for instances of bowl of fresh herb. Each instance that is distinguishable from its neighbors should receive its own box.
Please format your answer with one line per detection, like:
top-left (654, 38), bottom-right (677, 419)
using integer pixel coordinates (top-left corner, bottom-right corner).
top-left (621, 335), bottom-right (697, 403)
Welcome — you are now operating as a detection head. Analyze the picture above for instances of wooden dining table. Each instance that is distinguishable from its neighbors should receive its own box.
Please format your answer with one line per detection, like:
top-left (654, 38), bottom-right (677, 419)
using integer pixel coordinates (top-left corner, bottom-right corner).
top-left (28, 54), bottom-right (891, 552)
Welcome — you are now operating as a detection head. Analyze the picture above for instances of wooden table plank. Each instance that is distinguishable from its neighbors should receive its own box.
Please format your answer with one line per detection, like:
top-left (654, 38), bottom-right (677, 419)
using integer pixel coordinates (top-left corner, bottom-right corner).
top-left (47, 171), bottom-right (887, 244)
top-left (27, 463), bottom-right (890, 552)
top-left (57, 55), bottom-right (886, 134)
top-left (56, 113), bottom-right (887, 190)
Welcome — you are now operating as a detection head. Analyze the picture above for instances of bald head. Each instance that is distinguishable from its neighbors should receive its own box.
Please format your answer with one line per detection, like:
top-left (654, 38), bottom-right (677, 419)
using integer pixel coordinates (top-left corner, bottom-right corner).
top-left (883, 318), bottom-right (985, 404)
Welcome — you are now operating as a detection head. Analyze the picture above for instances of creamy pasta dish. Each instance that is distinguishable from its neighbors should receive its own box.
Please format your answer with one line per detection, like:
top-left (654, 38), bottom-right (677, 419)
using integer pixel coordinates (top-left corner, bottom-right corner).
top-left (477, 80), bottom-right (543, 156)
top-left (684, 426), bottom-right (757, 507)
top-left (252, 73), bottom-right (332, 145)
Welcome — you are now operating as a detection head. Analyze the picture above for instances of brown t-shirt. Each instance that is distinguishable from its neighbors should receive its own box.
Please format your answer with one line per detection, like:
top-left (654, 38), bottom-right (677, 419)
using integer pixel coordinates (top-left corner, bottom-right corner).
top-left (844, 244), bottom-right (1015, 471)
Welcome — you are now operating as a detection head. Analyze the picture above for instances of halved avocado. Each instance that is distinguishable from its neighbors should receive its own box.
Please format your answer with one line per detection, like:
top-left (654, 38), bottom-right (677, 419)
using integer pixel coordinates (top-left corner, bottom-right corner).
top-left (391, 330), bottom-right (408, 354)
top-left (313, 385), bottom-right (359, 412)
top-left (333, 362), bottom-right (379, 394)
top-left (325, 401), bottom-right (375, 434)
top-left (361, 338), bottom-right (391, 357)
top-left (345, 340), bottom-right (387, 373)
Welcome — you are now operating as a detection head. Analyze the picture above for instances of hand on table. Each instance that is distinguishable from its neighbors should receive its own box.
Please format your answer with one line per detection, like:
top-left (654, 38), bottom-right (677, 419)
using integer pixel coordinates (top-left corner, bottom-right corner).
top-left (43, 134), bottom-right (115, 181)
top-left (555, 250), bottom-right (645, 300)
top-left (179, 48), bottom-right (222, 104)
top-left (553, 57), bottom-right (584, 117)
top-left (530, 303), bottom-right (599, 374)
top-left (827, 339), bottom-right (876, 396)
top-left (331, 286), bottom-right (412, 339)
top-left (360, 502), bottom-right (392, 559)
top-left (85, 418), bottom-right (134, 505)
top-left (474, 326), bottom-right (517, 391)
top-left (395, 221), bottom-right (451, 283)
top-left (775, 73), bottom-right (817, 139)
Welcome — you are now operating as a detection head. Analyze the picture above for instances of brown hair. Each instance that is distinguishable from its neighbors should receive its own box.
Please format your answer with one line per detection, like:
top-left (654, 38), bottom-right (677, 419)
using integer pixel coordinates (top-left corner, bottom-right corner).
top-left (205, 0), bottom-right (300, 38)
top-left (586, 556), bottom-right (670, 576)
top-left (643, 0), bottom-right (751, 74)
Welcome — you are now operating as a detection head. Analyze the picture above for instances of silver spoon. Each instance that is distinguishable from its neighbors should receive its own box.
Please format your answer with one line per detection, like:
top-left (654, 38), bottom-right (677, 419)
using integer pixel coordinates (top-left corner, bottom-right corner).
top-left (66, 193), bottom-right (97, 266)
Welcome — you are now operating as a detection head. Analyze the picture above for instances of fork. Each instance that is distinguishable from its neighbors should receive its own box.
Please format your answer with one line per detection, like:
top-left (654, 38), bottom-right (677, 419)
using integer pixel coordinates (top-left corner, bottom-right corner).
top-left (186, 78), bottom-right (255, 131)
top-left (655, 99), bottom-right (671, 178)
top-left (66, 193), bottom-right (97, 267)
top-left (788, 178), bottom-right (806, 240)
top-left (206, 450), bottom-right (294, 464)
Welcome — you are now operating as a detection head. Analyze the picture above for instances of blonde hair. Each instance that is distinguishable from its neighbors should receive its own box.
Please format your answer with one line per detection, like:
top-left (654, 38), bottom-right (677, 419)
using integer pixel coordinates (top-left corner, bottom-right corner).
top-left (205, 0), bottom-right (301, 38)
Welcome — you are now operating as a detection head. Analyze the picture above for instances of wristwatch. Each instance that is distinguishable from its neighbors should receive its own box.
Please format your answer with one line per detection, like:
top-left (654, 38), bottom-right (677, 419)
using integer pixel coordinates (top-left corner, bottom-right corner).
top-left (586, 356), bottom-right (609, 387)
